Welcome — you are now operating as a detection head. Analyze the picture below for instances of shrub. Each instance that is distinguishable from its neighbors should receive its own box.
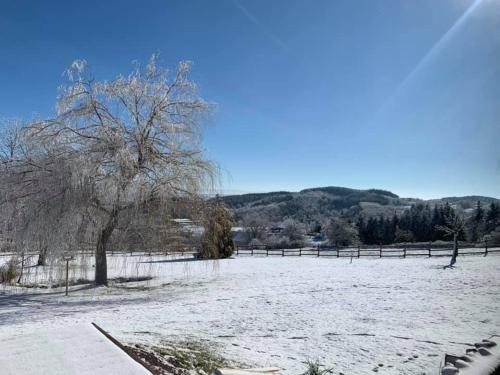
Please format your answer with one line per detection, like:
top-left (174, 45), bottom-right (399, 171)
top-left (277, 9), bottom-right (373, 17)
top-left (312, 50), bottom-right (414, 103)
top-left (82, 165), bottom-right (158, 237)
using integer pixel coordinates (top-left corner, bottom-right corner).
top-left (200, 198), bottom-right (235, 259)
top-left (301, 359), bottom-right (334, 375)
top-left (0, 257), bottom-right (20, 284)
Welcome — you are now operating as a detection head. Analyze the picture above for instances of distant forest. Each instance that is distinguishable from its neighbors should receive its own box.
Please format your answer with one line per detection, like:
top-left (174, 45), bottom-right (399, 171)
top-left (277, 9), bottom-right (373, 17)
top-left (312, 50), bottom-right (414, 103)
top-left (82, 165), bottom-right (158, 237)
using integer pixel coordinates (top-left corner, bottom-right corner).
top-left (357, 201), bottom-right (500, 245)
top-left (222, 187), bottom-right (500, 246)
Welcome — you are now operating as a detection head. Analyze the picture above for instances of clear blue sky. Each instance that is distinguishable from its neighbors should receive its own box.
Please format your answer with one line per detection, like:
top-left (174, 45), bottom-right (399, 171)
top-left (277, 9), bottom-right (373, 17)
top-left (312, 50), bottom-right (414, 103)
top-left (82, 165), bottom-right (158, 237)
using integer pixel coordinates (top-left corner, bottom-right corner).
top-left (1, 0), bottom-right (499, 199)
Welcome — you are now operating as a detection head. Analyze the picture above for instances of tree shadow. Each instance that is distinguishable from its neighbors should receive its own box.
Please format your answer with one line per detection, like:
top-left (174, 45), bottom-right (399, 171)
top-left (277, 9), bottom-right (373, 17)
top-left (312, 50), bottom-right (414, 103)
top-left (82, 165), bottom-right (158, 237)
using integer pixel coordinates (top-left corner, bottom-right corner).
top-left (140, 257), bottom-right (202, 264)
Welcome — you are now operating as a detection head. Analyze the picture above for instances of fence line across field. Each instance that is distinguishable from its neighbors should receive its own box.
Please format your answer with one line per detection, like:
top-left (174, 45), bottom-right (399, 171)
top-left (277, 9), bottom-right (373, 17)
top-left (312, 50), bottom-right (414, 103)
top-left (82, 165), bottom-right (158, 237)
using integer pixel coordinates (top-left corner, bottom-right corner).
top-left (235, 242), bottom-right (500, 258)
top-left (1, 243), bottom-right (499, 262)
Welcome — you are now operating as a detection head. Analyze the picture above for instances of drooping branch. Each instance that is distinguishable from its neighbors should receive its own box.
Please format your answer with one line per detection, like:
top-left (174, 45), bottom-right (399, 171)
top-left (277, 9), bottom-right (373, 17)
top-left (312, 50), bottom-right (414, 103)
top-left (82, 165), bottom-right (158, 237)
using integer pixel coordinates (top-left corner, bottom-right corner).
top-left (0, 55), bottom-right (217, 285)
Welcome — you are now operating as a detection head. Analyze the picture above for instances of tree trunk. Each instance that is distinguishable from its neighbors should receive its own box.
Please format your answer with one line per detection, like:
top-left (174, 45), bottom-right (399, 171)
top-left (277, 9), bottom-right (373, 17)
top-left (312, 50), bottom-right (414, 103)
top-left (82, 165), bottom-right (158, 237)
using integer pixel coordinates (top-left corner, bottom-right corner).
top-left (37, 246), bottom-right (48, 266)
top-left (444, 233), bottom-right (459, 269)
top-left (450, 233), bottom-right (459, 266)
top-left (95, 210), bottom-right (119, 286)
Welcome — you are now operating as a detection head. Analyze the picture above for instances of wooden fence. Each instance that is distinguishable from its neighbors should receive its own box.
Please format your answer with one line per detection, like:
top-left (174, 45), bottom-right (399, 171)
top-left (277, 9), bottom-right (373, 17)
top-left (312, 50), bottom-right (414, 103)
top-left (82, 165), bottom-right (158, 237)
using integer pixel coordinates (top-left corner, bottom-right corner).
top-left (235, 243), bottom-right (500, 259)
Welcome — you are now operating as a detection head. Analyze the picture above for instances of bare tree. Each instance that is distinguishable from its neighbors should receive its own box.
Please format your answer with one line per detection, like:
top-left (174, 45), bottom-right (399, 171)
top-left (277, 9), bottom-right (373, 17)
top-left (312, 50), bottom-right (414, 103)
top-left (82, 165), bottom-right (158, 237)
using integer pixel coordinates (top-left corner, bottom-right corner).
top-left (436, 213), bottom-right (465, 269)
top-left (7, 55), bottom-right (215, 285)
top-left (325, 217), bottom-right (358, 247)
top-left (281, 218), bottom-right (306, 242)
top-left (0, 119), bottom-right (24, 159)
top-left (242, 212), bottom-right (268, 242)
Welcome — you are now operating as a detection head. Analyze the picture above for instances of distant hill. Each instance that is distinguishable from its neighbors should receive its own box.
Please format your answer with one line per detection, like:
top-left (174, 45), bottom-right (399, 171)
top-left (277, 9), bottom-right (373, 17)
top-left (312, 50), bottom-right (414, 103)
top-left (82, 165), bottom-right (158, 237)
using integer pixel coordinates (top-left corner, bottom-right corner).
top-left (221, 186), bottom-right (499, 226)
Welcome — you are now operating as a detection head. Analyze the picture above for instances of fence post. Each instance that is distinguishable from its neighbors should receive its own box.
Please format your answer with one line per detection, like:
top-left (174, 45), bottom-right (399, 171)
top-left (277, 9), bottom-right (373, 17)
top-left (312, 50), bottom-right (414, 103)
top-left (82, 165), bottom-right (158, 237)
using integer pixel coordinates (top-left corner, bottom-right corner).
top-left (251, 248), bottom-right (254, 256)
top-left (428, 241), bottom-right (432, 257)
top-left (403, 247), bottom-right (406, 258)
top-left (63, 254), bottom-right (73, 296)
top-left (266, 248), bottom-right (269, 257)
top-left (299, 248), bottom-right (302, 256)
top-left (17, 251), bottom-right (25, 284)
top-left (317, 246), bottom-right (320, 257)
top-left (336, 246), bottom-right (339, 258)
top-left (379, 244), bottom-right (382, 258)
top-left (65, 259), bottom-right (69, 296)
top-left (236, 247), bottom-right (239, 255)
top-left (485, 240), bottom-right (488, 257)
top-left (282, 248), bottom-right (285, 257)
top-left (357, 245), bottom-right (360, 258)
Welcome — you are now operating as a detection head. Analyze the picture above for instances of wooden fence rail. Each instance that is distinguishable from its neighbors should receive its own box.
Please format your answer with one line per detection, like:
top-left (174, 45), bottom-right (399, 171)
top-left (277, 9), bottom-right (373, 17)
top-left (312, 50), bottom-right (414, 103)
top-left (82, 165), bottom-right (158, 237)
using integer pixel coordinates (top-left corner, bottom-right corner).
top-left (235, 243), bottom-right (500, 259)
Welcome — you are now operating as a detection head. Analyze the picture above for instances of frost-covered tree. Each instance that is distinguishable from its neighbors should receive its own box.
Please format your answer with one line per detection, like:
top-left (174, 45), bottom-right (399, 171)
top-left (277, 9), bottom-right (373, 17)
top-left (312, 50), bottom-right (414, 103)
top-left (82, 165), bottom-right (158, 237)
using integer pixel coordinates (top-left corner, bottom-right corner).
top-left (5, 56), bottom-right (215, 285)
top-left (281, 218), bottom-right (306, 242)
top-left (436, 212), bottom-right (465, 269)
top-left (326, 217), bottom-right (358, 246)
top-left (0, 119), bottom-right (77, 264)
top-left (242, 212), bottom-right (268, 242)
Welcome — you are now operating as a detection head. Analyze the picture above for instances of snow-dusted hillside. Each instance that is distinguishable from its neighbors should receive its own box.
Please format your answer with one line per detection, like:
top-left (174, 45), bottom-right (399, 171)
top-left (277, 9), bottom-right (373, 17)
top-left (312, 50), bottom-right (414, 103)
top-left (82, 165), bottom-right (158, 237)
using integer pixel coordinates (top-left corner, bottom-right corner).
top-left (1, 255), bottom-right (499, 374)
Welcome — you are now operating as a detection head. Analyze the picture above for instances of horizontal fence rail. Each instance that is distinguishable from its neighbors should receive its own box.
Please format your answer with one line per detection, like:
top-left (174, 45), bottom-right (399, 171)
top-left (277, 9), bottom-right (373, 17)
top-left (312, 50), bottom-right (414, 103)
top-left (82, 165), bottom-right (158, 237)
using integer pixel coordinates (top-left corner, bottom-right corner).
top-left (235, 243), bottom-right (500, 259)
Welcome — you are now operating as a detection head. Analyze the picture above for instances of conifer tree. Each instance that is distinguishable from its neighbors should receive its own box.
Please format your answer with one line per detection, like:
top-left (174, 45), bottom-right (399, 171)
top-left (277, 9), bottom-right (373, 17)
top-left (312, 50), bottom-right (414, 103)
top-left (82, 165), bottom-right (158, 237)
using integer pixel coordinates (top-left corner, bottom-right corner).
top-left (469, 201), bottom-right (485, 242)
top-left (486, 202), bottom-right (500, 233)
top-left (200, 197), bottom-right (235, 259)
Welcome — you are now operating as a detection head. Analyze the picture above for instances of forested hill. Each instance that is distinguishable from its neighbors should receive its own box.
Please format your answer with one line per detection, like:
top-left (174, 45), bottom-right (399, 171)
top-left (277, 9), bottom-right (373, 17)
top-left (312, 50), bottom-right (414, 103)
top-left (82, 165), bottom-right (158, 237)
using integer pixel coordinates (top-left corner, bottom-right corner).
top-left (221, 186), bottom-right (499, 225)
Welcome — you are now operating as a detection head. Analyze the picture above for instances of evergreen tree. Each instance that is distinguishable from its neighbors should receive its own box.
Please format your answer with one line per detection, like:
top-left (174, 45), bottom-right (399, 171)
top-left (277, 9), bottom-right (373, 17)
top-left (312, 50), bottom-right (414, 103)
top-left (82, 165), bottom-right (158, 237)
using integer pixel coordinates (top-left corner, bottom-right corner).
top-left (377, 216), bottom-right (385, 244)
top-left (382, 217), bottom-right (394, 244)
top-left (390, 214), bottom-right (399, 242)
top-left (356, 216), bottom-right (366, 244)
top-left (364, 217), bottom-right (379, 244)
top-left (357, 203), bottom-right (464, 245)
top-left (431, 205), bottom-right (441, 241)
top-left (468, 201), bottom-right (485, 242)
top-left (200, 198), bottom-right (235, 259)
top-left (486, 202), bottom-right (500, 233)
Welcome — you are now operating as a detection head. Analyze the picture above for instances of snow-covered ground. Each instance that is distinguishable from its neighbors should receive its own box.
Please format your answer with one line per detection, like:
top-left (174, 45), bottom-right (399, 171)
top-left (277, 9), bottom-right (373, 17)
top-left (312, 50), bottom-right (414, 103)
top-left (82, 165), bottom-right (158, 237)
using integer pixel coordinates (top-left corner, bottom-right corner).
top-left (1, 254), bottom-right (500, 374)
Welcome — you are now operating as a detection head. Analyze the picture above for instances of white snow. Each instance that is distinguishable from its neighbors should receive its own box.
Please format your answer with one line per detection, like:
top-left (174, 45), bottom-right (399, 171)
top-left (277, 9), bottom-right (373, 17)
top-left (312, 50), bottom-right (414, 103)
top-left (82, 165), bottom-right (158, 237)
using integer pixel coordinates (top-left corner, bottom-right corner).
top-left (1, 254), bottom-right (500, 374)
top-left (0, 324), bottom-right (150, 375)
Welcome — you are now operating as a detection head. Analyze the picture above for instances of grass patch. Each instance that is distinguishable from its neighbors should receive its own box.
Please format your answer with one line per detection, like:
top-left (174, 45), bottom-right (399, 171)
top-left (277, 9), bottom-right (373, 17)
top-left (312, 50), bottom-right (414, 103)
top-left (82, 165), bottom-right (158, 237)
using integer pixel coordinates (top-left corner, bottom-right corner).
top-left (18, 276), bottom-right (154, 289)
top-left (126, 339), bottom-right (240, 375)
top-left (301, 359), bottom-right (334, 375)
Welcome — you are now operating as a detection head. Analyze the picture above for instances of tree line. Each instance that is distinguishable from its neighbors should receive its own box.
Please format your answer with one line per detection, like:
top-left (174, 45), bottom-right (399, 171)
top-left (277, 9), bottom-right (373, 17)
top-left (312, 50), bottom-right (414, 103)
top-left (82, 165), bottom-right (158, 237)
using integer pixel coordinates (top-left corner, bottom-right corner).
top-left (356, 202), bottom-right (500, 245)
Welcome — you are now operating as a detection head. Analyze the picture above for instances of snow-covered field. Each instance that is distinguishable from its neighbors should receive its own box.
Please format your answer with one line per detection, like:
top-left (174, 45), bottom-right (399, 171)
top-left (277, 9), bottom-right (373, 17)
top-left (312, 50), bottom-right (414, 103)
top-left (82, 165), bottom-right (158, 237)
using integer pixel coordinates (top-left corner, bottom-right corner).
top-left (1, 254), bottom-right (500, 374)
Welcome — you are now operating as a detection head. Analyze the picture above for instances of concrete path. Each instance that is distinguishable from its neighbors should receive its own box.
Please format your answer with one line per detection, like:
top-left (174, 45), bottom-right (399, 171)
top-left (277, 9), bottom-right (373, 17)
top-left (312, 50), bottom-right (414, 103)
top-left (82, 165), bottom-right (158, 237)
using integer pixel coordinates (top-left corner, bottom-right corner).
top-left (0, 324), bottom-right (150, 374)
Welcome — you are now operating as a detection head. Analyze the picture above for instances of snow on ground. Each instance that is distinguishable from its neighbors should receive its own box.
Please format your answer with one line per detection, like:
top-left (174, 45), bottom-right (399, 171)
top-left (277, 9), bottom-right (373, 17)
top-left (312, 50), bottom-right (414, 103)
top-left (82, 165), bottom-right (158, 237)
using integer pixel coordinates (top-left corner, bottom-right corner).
top-left (1, 254), bottom-right (500, 374)
top-left (0, 324), bottom-right (149, 374)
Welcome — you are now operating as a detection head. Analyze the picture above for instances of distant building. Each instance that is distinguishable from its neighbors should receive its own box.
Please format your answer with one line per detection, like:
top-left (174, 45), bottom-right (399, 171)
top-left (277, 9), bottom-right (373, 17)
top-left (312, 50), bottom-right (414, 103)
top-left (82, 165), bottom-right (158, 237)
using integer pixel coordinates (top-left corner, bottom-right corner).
top-left (268, 226), bottom-right (284, 234)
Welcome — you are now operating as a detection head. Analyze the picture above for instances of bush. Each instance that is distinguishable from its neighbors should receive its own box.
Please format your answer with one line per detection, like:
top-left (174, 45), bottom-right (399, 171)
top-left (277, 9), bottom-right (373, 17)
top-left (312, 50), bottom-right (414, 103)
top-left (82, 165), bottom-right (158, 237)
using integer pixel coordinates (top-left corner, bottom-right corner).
top-left (301, 359), bottom-right (334, 375)
top-left (485, 226), bottom-right (500, 244)
top-left (200, 198), bottom-right (235, 259)
top-left (249, 238), bottom-right (263, 247)
top-left (326, 218), bottom-right (358, 246)
top-left (0, 257), bottom-right (20, 284)
top-left (266, 236), bottom-right (304, 249)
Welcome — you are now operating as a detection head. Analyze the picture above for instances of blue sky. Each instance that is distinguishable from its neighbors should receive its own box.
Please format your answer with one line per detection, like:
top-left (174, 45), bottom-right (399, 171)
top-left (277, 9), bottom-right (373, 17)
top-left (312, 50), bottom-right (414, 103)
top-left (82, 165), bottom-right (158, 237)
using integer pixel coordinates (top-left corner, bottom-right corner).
top-left (1, 0), bottom-right (499, 199)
